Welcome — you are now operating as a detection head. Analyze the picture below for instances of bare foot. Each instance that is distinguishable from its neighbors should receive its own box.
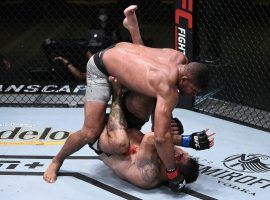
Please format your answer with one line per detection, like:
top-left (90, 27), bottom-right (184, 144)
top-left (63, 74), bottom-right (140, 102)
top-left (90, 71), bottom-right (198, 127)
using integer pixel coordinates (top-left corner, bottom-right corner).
top-left (43, 158), bottom-right (63, 183)
top-left (109, 76), bottom-right (122, 96)
top-left (123, 5), bottom-right (138, 31)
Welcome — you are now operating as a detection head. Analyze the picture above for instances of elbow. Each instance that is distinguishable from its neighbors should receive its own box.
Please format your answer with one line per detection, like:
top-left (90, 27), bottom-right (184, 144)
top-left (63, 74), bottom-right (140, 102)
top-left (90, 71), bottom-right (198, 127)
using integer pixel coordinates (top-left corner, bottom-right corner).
top-left (154, 131), bottom-right (172, 146)
top-left (154, 134), bottom-right (166, 146)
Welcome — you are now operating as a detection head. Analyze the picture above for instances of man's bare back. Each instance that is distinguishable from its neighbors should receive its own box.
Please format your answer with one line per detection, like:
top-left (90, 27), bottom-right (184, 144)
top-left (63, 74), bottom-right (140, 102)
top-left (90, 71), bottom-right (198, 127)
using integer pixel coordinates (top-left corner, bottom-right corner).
top-left (103, 42), bottom-right (184, 97)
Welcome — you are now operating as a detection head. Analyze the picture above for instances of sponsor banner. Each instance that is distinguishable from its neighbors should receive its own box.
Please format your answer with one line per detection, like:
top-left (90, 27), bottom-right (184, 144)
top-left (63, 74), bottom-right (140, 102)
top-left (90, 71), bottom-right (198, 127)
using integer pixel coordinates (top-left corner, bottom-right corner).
top-left (0, 84), bottom-right (85, 94)
top-left (0, 125), bottom-right (71, 146)
top-left (175, 0), bottom-right (194, 60)
top-left (197, 153), bottom-right (270, 198)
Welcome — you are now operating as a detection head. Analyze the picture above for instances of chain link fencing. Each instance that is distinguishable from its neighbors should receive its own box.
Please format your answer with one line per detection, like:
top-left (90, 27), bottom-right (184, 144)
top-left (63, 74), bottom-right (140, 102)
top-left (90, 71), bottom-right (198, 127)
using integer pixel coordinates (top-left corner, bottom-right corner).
top-left (193, 0), bottom-right (270, 131)
top-left (0, 0), bottom-right (269, 131)
top-left (0, 0), bottom-right (174, 107)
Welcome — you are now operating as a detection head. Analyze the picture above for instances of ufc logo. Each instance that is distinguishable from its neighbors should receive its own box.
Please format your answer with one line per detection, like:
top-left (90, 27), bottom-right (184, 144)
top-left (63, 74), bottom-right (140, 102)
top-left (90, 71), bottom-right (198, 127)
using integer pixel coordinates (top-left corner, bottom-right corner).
top-left (194, 135), bottom-right (200, 148)
top-left (175, 0), bottom-right (193, 54)
top-left (175, 0), bottom-right (193, 29)
top-left (178, 179), bottom-right (186, 189)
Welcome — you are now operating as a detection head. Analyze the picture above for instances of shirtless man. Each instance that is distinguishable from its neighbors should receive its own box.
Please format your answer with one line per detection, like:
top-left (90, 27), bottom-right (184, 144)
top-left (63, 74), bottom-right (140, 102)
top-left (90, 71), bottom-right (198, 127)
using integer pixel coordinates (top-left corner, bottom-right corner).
top-left (44, 5), bottom-right (209, 192)
top-left (95, 77), bottom-right (215, 190)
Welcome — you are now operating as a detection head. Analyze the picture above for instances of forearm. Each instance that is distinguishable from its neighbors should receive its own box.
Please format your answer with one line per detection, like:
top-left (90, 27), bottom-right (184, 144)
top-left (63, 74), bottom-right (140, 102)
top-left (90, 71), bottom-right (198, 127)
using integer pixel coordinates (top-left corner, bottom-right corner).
top-left (154, 94), bottom-right (178, 170)
top-left (154, 108), bottom-right (176, 170)
top-left (155, 133), bottom-right (176, 170)
top-left (67, 64), bottom-right (85, 81)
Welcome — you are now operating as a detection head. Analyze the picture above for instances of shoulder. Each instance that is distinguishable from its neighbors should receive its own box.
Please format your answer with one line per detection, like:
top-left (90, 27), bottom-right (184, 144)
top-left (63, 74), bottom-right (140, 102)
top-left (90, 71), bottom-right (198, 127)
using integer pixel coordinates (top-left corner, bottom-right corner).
top-left (171, 50), bottom-right (188, 65)
top-left (161, 48), bottom-right (188, 64)
top-left (153, 69), bottom-right (179, 97)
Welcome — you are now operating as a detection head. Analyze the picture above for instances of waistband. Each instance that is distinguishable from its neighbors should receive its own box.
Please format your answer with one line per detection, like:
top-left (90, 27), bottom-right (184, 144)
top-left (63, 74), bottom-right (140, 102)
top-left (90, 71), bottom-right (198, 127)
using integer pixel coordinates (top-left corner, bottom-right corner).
top-left (93, 44), bottom-right (116, 77)
top-left (93, 50), bottom-right (109, 76)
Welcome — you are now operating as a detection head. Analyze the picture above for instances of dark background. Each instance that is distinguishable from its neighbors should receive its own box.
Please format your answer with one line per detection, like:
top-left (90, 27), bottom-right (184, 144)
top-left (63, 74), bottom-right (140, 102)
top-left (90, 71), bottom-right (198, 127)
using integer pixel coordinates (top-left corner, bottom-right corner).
top-left (0, 0), bottom-right (269, 131)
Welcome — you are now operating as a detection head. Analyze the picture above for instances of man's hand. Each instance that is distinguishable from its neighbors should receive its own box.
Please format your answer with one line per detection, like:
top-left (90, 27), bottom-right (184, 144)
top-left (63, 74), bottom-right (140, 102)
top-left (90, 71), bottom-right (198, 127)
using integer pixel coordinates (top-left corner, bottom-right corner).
top-left (182, 129), bottom-right (215, 150)
top-left (170, 117), bottom-right (184, 135)
top-left (54, 56), bottom-right (69, 65)
top-left (166, 168), bottom-right (186, 192)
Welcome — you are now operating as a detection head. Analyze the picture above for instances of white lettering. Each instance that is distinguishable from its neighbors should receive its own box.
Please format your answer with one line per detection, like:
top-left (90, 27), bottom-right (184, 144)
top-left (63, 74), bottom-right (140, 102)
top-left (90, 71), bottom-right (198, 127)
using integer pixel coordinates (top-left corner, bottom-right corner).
top-left (178, 27), bottom-right (186, 34)
top-left (5, 85), bottom-right (24, 92)
top-left (73, 85), bottom-right (85, 93)
top-left (56, 85), bottom-right (71, 93)
top-left (194, 135), bottom-right (200, 148)
top-left (0, 84), bottom-right (86, 94)
top-left (41, 85), bottom-right (58, 93)
top-left (177, 27), bottom-right (186, 53)
top-left (24, 85), bottom-right (41, 93)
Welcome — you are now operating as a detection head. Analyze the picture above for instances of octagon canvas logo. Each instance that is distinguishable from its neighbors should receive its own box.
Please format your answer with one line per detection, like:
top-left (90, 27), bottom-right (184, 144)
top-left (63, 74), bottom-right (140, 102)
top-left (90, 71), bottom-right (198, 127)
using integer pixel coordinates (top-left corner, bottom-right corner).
top-left (223, 154), bottom-right (270, 173)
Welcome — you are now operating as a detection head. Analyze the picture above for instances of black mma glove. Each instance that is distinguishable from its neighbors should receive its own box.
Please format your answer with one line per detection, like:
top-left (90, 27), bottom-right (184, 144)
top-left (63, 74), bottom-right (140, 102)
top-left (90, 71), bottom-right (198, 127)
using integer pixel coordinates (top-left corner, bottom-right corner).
top-left (171, 117), bottom-right (184, 135)
top-left (166, 167), bottom-right (186, 192)
top-left (182, 130), bottom-right (210, 150)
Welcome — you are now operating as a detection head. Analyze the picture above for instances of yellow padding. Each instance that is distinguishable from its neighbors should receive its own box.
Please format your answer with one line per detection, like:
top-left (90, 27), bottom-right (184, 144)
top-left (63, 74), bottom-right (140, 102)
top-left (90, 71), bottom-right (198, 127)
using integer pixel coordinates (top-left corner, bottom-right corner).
top-left (0, 140), bottom-right (65, 146)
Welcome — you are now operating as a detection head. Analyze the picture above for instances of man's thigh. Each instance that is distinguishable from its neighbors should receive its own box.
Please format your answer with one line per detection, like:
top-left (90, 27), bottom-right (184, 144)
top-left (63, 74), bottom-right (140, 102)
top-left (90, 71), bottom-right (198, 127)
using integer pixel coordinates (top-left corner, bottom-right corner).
top-left (82, 101), bottom-right (107, 140)
top-left (82, 55), bottom-right (111, 139)
top-left (85, 56), bottom-right (111, 103)
top-left (123, 91), bottom-right (155, 129)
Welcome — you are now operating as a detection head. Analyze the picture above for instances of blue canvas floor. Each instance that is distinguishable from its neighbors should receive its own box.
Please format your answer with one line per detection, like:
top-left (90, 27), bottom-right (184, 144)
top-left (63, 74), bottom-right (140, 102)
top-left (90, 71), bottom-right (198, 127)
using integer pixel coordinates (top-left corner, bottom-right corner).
top-left (0, 107), bottom-right (269, 200)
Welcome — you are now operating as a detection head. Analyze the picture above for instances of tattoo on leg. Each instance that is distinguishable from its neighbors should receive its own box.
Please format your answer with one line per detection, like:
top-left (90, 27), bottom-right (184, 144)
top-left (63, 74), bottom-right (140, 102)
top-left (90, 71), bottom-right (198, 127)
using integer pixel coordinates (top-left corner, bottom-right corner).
top-left (107, 94), bottom-right (127, 132)
top-left (107, 117), bottom-right (126, 131)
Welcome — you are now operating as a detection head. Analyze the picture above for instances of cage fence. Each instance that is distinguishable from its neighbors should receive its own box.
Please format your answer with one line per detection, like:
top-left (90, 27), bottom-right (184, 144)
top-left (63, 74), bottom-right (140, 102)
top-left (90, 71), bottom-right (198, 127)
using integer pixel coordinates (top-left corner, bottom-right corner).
top-left (0, 0), bottom-right (269, 131)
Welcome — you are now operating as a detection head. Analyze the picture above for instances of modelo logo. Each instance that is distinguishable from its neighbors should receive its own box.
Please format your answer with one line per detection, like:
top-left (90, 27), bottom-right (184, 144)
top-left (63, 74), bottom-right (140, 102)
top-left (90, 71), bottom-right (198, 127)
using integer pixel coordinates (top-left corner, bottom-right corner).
top-left (223, 154), bottom-right (270, 173)
top-left (0, 127), bottom-right (70, 140)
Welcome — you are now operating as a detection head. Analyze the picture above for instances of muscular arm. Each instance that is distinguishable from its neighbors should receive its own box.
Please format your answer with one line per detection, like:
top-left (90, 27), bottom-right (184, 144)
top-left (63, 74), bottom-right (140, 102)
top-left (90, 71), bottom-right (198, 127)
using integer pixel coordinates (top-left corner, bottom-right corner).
top-left (154, 90), bottom-right (178, 170)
